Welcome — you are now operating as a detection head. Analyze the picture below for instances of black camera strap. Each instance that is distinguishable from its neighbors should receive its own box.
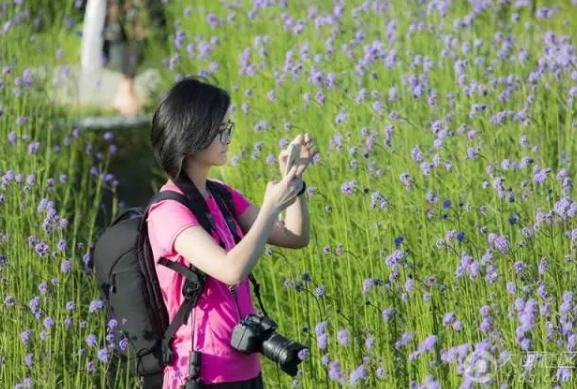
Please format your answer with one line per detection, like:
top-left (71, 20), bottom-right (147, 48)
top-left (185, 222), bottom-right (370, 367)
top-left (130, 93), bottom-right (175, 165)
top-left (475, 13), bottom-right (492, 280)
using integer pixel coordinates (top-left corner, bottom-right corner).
top-left (171, 173), bottom-right (269, 315)
top-left (209, 182), bottom-right (269, 318)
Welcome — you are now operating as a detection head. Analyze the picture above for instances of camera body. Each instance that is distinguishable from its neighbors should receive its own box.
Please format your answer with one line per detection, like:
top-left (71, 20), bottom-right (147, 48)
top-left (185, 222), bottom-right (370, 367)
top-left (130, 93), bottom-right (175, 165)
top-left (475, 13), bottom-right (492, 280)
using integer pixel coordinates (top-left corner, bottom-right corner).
top-left (230, 313), bottom-right (307, 377)
top-left (230, 313), bottom-right (277, 353)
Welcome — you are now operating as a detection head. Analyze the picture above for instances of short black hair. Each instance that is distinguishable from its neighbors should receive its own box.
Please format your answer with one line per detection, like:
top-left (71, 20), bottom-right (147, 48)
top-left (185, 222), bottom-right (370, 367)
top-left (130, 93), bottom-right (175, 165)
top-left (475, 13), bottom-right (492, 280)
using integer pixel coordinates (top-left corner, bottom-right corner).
top-left (150, 75), bottom-right (231, 180)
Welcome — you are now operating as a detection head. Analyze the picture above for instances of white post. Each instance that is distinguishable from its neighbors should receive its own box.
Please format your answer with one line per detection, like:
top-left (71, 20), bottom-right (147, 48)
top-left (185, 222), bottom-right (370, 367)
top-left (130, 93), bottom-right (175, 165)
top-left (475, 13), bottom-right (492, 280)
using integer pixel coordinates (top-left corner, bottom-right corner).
top-left (80, 0), bottom-right (107, 73)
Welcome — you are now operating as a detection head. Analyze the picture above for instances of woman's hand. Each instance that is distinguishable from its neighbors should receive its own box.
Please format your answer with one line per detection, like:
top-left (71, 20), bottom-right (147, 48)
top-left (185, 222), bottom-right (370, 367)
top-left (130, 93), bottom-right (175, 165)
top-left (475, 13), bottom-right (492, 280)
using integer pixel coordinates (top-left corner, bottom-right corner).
top-left (263, 165), bottom-right (303, 214)
top-left (278, 133), bottom-right (318, 178)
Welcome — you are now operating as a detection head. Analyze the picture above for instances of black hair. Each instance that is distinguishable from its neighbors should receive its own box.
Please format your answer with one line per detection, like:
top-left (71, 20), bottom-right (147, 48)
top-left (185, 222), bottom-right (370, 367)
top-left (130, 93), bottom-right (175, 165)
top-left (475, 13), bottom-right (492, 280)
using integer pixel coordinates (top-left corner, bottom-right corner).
top-left (150, 75), bottom-right (231, 180)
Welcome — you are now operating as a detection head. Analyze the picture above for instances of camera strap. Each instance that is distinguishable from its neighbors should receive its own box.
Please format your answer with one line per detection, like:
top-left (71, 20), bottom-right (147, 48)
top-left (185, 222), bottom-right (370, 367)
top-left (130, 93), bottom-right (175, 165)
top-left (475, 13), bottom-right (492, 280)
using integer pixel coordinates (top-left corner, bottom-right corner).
top-left (172, 174), bottom-right (269, 316)
top-left (210, 182), bottom-right (269, 318)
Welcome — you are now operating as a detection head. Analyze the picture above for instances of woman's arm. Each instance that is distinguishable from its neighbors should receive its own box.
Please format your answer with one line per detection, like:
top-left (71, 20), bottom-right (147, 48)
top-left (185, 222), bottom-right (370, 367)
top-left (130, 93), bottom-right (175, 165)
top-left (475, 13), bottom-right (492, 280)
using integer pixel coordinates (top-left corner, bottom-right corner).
top-left (174, 201), bottom-right (280, 286)
top-left (283, 192), bottom-right (310, 245)
top-left (237, 195), bottom-right (310, 249)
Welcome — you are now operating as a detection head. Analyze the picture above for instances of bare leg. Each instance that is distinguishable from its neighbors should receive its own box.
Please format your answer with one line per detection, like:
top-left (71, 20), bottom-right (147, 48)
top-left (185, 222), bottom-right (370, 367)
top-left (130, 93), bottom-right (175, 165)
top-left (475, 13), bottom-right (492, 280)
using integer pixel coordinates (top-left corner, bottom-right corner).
top-left (113, 74), bottom-right (141, 116)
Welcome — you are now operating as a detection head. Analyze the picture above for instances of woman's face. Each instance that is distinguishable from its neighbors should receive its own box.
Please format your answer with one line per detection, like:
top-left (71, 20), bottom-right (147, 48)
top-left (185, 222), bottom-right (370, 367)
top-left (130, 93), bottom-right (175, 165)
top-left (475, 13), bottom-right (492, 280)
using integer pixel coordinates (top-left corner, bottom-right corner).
top-left (189, 107), bottom-right (232, 167)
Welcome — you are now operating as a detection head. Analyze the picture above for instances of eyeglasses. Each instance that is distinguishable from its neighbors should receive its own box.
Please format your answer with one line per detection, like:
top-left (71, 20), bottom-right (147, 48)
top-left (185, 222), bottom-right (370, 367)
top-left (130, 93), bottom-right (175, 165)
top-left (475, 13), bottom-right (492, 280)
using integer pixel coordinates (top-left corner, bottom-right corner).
top-left (217, 119), bottom-right (234, 144)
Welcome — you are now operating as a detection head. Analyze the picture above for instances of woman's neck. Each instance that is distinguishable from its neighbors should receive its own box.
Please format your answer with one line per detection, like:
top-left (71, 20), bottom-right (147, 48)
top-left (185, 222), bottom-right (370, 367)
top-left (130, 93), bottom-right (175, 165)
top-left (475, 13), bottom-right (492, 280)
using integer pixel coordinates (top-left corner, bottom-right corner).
top-left (168, 163), bottom-right (212, 199)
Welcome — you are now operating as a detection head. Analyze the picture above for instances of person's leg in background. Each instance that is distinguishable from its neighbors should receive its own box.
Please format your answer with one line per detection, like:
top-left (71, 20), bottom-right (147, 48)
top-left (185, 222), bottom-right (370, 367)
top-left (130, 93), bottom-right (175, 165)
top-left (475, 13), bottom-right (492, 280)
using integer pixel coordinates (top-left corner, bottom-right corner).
top-left (111, 39), bottom-right (142, 116)
top-left (103, 0), bottom-right (167, 115)
top-left (103, 0), bottom-right (142, 115)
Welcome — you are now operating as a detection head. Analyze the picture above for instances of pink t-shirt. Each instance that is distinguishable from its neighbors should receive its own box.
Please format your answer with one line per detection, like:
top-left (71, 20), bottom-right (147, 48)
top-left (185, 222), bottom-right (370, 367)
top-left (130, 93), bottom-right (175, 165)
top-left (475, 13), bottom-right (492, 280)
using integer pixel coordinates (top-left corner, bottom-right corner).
top-left (146, 179), bottom-right (261, 388)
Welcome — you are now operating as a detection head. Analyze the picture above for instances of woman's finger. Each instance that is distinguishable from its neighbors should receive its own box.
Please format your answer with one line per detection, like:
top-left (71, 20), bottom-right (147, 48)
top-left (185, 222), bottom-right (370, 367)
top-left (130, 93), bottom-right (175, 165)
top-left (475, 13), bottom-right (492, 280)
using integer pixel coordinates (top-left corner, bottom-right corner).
top-left (295, 162), bottom-right (306, 176)
top-left (286, 164), bottom-right (298, 180)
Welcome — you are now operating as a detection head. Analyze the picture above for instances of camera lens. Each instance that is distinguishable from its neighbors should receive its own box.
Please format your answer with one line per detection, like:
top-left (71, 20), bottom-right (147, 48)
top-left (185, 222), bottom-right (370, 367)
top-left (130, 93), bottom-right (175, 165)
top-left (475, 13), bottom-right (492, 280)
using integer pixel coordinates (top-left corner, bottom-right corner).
top-left (261, 334), bottom-right (307, 377)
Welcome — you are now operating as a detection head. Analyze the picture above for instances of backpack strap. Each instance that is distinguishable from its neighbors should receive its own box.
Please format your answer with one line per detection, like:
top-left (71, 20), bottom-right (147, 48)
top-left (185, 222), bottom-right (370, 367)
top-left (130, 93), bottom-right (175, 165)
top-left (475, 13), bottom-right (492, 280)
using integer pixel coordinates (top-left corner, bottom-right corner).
top-left (157, 257), bottom-right (205, 365)
top-left (143, 186), bottom-right (250, 362)
top-left (143, 191), bottom-right (213, 365)
top-left (207, 181), bottom-right (241, 245)
top-left (146, 190), bottom-right (221, 249)
top-left (173, 173), bottom-right (219, 236)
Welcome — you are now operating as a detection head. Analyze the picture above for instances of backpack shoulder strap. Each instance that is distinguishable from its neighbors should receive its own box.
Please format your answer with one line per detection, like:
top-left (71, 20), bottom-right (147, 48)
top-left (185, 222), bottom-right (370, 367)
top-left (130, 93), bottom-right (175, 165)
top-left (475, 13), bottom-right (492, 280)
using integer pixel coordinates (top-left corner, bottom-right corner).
top-left (146, 190), bottom-right (220, 245)
top-left (207, 180), bottom-right (239, 242)
top-left (143, 191), bottom-right (211, 363)
top-left (207, 180), bottom-right (236, 216)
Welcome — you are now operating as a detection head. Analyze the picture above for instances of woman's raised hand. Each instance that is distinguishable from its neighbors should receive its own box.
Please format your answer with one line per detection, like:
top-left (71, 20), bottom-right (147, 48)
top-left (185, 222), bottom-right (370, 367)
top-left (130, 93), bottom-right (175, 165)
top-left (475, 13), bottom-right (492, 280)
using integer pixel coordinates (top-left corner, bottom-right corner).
top-left (263, 165), bottom-right (303, 214)
top-left (278, 133), bottom-right (318, 178)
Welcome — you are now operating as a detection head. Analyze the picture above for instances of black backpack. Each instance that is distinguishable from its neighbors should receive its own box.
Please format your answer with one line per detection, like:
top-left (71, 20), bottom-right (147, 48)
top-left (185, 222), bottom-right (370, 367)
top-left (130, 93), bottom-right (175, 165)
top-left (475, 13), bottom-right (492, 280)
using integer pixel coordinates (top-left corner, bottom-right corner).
top-left (92, 177), bottom-right (267, 388)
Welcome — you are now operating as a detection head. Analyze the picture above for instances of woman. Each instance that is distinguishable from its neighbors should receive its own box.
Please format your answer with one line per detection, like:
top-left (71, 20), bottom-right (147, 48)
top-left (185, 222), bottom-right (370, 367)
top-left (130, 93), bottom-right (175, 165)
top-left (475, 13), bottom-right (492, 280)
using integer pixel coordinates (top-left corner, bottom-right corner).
top-left (146, 76), bottom-right (317, 389)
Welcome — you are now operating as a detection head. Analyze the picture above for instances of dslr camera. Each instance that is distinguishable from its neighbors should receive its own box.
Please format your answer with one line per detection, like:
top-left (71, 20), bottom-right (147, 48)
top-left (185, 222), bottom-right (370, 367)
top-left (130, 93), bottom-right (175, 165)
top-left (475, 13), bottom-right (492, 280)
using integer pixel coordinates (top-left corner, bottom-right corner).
top-left (230, 313), bottom-right (307, 376)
